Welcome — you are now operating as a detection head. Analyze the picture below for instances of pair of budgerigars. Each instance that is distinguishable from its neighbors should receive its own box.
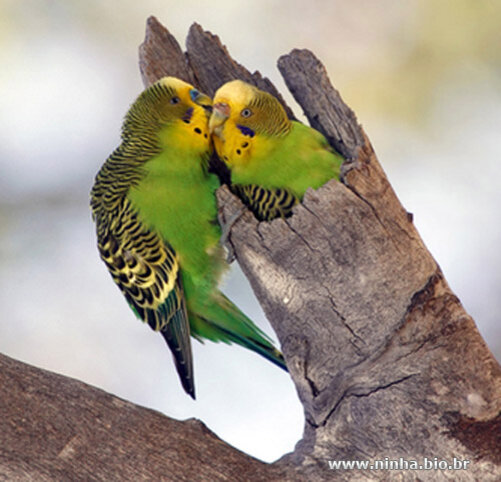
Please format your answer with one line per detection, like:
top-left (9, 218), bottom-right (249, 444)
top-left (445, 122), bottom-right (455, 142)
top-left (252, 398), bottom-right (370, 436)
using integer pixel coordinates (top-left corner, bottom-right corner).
top-left (90, 77), bottom-right (343, 398)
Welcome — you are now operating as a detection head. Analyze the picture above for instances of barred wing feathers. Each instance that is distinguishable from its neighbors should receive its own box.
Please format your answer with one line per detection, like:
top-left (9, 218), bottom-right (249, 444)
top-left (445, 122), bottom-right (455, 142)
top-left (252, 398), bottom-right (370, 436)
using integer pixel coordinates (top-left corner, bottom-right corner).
top-left (231, 184), bottom-right (299, 221)
top-left (92, 160), bottom-right (195, 397)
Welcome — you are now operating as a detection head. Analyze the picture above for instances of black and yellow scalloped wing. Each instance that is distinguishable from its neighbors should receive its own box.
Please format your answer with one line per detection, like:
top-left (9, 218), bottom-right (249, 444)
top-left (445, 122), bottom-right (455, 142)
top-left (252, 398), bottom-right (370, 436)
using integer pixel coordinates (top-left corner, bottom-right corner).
top-left (95, 201), bottom-right (195, 398)
top-left (231, 184), bottom-right (299, 221)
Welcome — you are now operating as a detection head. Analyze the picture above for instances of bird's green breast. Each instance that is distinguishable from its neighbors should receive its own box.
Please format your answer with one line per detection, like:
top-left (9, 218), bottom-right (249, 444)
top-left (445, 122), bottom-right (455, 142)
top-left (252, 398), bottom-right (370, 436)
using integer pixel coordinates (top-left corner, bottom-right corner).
top-left (231, 122), bottom-right (342, 199)
top-left (127, 130), bottom-right (223, 301)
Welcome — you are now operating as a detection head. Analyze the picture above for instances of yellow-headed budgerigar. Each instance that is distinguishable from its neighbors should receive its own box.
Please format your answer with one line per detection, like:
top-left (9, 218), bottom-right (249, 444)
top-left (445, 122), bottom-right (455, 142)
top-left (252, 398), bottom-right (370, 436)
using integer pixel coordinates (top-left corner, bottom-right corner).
top-left (209, 80), bottom-right (343, 221)
top-left (91, 77), bottom-right (286, 399)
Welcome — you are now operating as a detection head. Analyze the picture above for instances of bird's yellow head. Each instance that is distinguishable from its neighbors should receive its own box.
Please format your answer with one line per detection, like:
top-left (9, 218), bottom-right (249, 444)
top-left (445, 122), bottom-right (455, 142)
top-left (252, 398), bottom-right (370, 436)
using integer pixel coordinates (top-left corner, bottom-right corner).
top-left (209, 80), bottom-right (291, 168)
top-left (123, 77), bottom-right (212, 152)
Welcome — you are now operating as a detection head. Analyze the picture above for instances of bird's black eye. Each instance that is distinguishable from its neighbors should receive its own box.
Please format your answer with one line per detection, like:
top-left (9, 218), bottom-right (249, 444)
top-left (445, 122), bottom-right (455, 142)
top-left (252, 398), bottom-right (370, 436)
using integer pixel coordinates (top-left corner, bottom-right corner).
top-left (170, 96), bottom-right (180, 105)
top-left (241, 108), bottom-right (252, 118)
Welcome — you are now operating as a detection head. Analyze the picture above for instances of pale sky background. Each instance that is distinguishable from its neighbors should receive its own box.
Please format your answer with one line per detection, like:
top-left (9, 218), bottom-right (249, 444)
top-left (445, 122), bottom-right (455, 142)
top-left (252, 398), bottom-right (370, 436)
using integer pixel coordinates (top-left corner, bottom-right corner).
top-left (1, 0), bottom-right (500, 463)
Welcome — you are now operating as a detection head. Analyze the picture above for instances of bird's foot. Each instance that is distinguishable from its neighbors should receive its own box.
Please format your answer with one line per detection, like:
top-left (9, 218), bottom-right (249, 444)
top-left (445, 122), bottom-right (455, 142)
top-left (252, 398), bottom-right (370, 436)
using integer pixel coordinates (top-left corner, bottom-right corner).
top-left (219, 207), bottom-right (247, 263)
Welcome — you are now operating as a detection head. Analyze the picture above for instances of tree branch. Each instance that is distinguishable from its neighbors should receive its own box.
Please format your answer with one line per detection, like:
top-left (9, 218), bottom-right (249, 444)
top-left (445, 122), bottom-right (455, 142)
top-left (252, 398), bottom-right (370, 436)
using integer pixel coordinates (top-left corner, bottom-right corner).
top-left (2, 16), bottom-right (500, 481)
top-left (0, 353), bottom-right (284, 481)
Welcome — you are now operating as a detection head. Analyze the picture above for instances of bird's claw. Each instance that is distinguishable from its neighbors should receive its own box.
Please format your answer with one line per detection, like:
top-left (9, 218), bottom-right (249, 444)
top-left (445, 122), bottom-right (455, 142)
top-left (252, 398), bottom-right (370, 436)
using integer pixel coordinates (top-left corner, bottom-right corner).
top-left (219, 207), bottom-right (247, 263)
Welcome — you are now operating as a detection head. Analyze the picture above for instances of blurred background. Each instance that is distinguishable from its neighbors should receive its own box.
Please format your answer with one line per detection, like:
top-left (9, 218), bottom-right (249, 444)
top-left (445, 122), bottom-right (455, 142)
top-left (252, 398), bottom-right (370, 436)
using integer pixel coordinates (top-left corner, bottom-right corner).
top-left (1, 0), bottom-right (500, 463)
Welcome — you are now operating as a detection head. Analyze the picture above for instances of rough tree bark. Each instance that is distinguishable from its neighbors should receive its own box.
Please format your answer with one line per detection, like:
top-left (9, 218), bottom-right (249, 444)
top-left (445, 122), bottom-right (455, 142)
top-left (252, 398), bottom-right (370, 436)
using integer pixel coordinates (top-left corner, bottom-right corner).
top-left (1, 17), bottom-right (500, 481)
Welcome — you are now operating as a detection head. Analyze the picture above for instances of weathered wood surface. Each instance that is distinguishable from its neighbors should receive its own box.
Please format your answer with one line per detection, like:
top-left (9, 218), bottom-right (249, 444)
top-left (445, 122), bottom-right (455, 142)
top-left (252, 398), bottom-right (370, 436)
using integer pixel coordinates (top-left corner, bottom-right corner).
top-left (1, 16), bottom-right (500, 481)
top-left (0, 353), bottom-right (286, 481)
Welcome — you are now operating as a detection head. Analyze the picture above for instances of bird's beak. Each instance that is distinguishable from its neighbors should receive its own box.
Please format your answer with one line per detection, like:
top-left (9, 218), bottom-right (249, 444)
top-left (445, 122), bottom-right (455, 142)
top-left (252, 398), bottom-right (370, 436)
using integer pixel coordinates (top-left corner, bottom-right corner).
top-left (189, 89), bottom-right (212, 115)
top-left (209, 102), bottom-right (230, 135)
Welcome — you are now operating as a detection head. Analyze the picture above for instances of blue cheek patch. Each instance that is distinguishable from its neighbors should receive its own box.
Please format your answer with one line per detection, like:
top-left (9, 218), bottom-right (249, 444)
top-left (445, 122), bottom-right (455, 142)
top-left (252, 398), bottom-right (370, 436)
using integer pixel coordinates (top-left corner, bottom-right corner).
top-left (236, 125), bottom-right (255, 137)
top-left (182, 107), bottom-right (194, 122)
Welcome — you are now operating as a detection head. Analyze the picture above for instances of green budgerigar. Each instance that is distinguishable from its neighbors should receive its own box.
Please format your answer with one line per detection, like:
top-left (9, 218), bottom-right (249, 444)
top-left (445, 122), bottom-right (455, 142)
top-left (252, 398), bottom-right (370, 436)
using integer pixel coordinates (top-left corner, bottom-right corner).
top-left (209, 80), bottom-right (344, 221)
top-left (91, 77), bottom-right (286, 399)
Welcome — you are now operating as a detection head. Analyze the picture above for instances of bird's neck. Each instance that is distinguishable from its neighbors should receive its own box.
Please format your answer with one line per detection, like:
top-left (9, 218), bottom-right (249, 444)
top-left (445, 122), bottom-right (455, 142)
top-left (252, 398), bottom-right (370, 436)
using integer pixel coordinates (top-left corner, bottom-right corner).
top-left (158, 112), bottom-right (210, 156)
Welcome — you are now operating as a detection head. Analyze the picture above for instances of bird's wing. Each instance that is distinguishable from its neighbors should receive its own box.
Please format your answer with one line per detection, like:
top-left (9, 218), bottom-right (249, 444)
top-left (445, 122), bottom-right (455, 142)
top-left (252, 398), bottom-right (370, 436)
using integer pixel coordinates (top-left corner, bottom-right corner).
top-left (95, 199), bottom-right (195, 397)
top-left (231, 183), bottom-right (299, 221)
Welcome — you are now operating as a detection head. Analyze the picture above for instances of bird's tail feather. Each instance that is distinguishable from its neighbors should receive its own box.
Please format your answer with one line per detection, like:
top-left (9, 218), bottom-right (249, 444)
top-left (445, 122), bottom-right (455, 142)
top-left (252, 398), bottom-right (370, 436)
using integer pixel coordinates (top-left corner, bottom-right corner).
top-left (161, 309), bottom-right (196, 399)
top-left (190, 292), bottom-right (287, 372)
